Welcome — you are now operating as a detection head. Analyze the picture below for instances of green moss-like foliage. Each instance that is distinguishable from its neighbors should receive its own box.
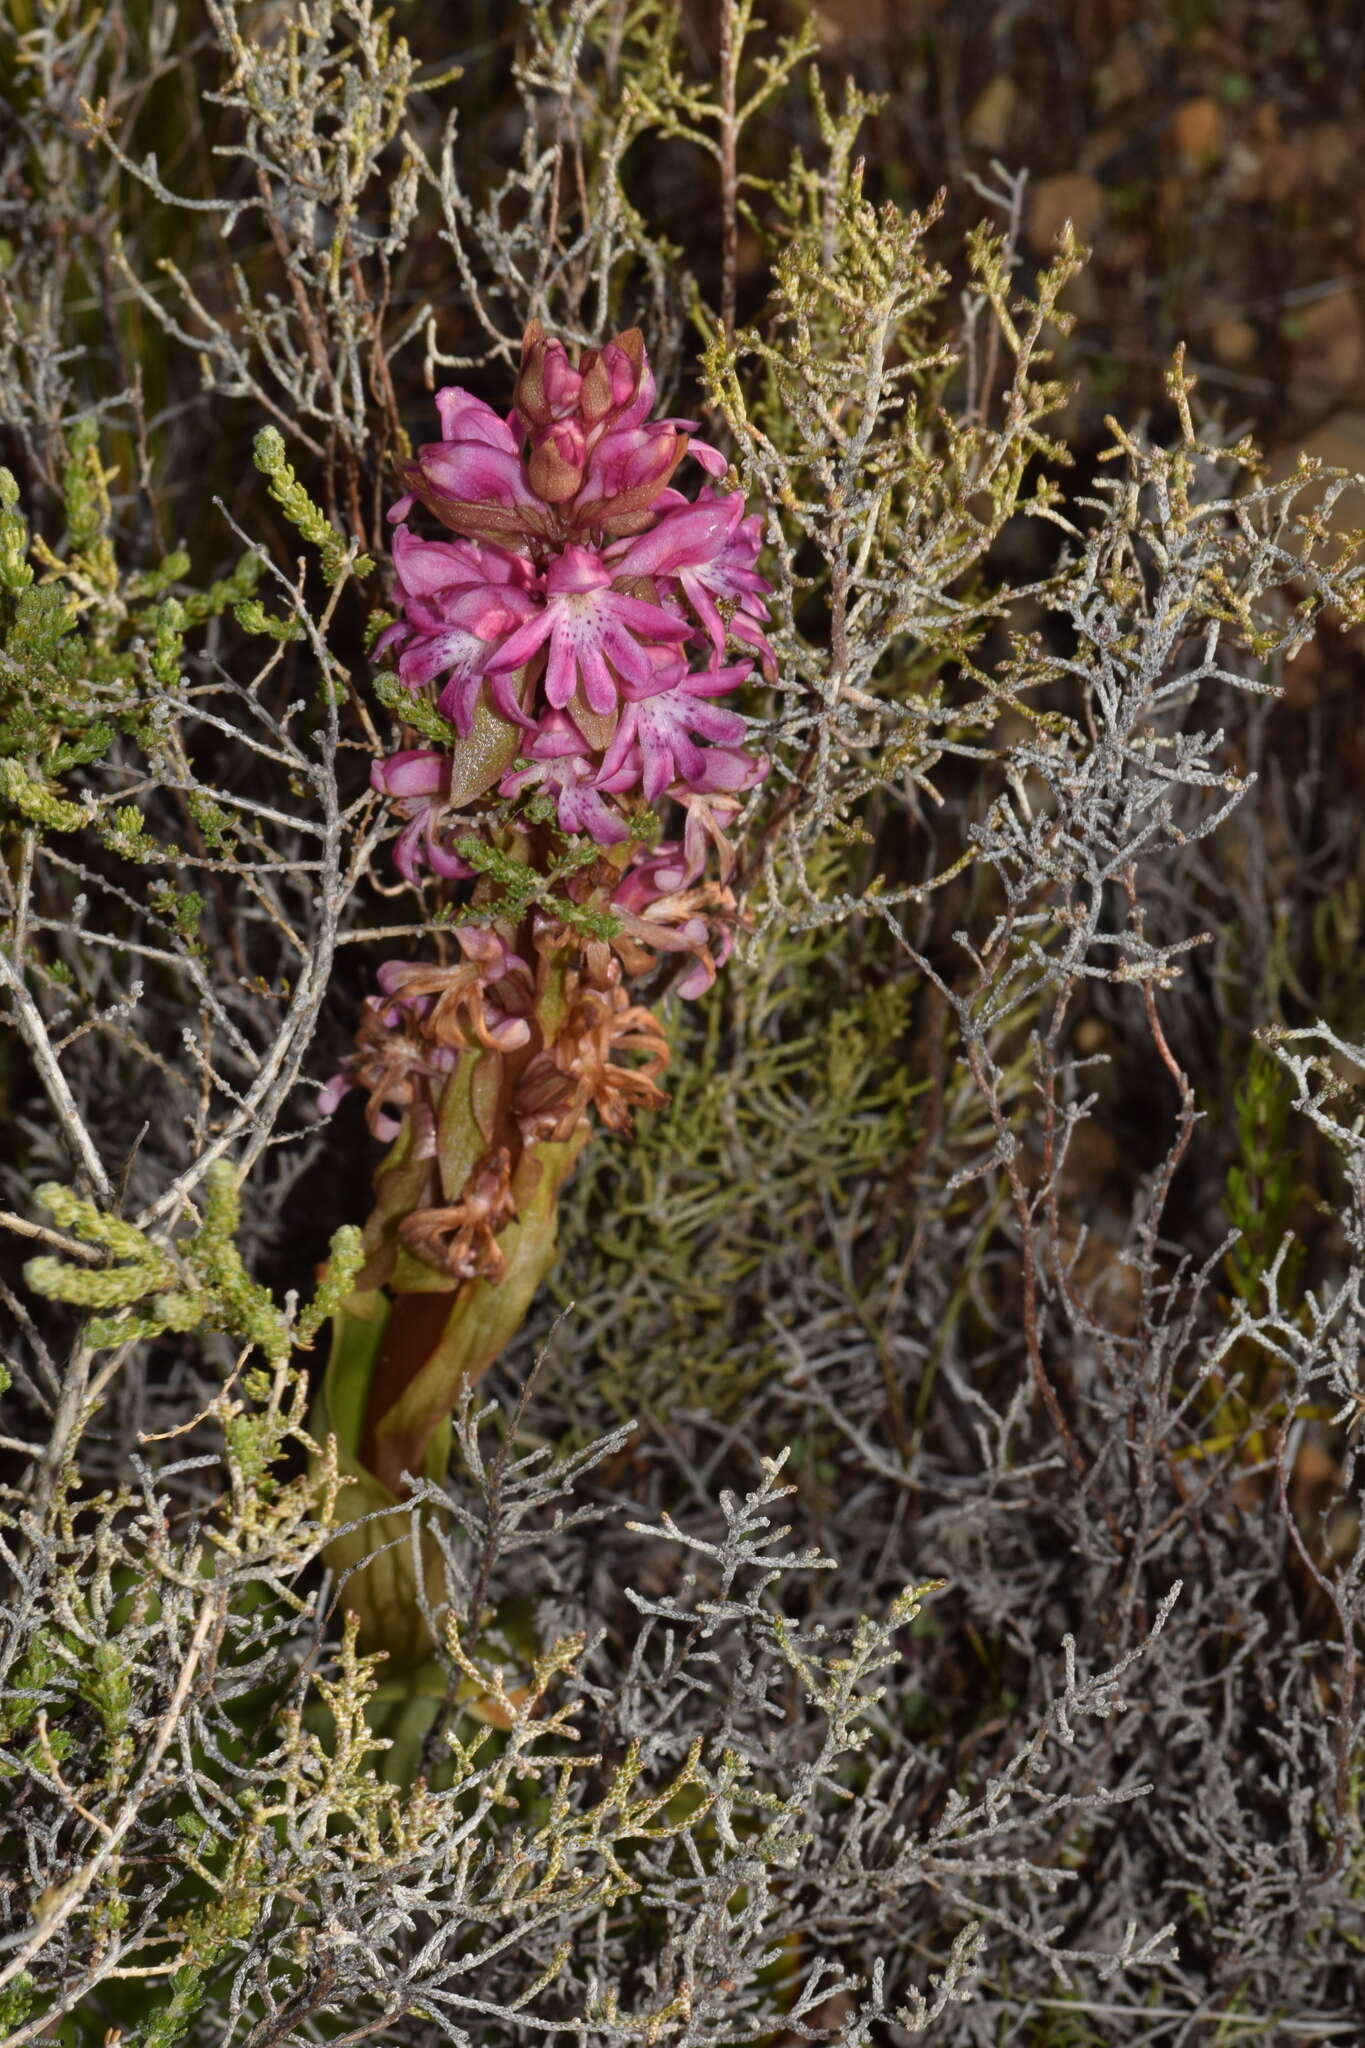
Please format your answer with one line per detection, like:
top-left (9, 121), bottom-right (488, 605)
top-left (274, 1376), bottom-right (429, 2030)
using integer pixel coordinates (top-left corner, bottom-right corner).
top-left (0, 434), bottom-right (263, 802)
top-left (24, 1166), bottom-right (362, 1363)
top-left (552, 894), bottom-right (930, 1423)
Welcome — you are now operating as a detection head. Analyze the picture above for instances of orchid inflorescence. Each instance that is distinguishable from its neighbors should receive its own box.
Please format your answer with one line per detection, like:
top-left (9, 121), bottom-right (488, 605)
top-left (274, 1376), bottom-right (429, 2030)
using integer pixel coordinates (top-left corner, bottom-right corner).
top-left (319, 326), bottom-right (773, 1517)
top-left (371, 323), bottom-right (770, 873)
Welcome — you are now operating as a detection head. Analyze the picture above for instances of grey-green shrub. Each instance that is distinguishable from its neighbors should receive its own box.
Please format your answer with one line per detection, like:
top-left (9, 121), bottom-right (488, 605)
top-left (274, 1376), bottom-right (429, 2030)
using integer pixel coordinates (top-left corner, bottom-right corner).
top-left (4, 3), bottom-right (1365, 2042)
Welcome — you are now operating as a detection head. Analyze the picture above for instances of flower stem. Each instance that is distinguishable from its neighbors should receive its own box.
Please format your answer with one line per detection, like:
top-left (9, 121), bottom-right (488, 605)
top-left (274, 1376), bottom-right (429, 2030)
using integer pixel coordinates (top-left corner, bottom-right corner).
top-left (364, 1128), bottom-right (589, 1499)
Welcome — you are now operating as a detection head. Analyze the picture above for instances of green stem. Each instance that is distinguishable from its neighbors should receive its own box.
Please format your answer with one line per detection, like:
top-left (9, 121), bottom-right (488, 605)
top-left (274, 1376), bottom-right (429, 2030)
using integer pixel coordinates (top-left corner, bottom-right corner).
top-left (368, 1129), bottom-right (589, 1499)
top-left (311, 1290), bottom-right (452, 1665)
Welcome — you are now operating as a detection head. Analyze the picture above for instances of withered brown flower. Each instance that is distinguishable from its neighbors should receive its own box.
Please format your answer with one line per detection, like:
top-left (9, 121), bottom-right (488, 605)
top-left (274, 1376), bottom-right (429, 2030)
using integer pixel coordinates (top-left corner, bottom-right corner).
top-left (397, 1146), bottom-right (517, 1283)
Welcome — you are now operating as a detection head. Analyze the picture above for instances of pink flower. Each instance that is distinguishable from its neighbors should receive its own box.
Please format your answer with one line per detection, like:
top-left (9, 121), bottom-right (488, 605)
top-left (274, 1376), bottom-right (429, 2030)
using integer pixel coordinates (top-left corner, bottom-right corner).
top-left (609, 860), bottom-right (735, 999)
top-left (675, 924), bottom-right (733, 998)
top-left (572, 332), bottom-right (727, 472)
top-left (682, 438), bottom-right (730, 479)
top-left (677, 782), bottom-right (756, 885)
top-left (597, 661), bottom-right (754, 801)
top-left (371, 324), bottom-right (771, 890)
top-left (484, 545), bottom-right (692, 718)
top-left (394, 389), bottom-right (555, 546)
top-left (387, 526), bottom-right (534, 602)
top-left (610, 492), bottom-right (774, 673)
top-left (435, 389), bottom-right (520, 447)
top-left (569, 423), bottom-right (692, 538)
top-left (499, 711), bottom-right (636, 844)
top-left (612, 843), bottom-right (693, 908)
top-left (676, 739), bottom-right (769, 797)
top-left (381, 528), bottom-right (540, 733)
top-left (399, 443), bottom-right (551, 547)
top-left (371, 749), bottom-right (475, 882)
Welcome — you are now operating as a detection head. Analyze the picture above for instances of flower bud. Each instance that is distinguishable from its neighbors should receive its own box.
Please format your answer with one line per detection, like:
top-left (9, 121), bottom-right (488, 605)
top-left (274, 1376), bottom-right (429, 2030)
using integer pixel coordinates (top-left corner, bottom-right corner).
top-left (577, 350), bottom-right (615, 429)
top-left (528, 419), bottom-right (587, 504)
top-left (571, 423), bottom-right (687, 535)
top-left (515, 327), bottom-right (582, 431)
top-left (542, 347), bottom-right (583, 416)
top-left (579, 328), bottom-right (651, 430)
top-left (599, 340), bottom-right (643, 406)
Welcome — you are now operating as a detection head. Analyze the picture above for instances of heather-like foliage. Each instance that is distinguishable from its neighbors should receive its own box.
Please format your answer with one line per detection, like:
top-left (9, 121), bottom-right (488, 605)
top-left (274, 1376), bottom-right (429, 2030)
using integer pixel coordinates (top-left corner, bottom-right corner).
top-left (4, 3), bottom-right (1365, 2044)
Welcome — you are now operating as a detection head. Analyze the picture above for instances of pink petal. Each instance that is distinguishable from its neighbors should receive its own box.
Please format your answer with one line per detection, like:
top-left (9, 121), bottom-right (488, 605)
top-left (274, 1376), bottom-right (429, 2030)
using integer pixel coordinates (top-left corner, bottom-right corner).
top-left (579, 425), bottom-right (679, 505)
top-left (596, 707), bottom-right (637, 787)
top-left (678, 570), bottom-right (728, 655)
top-left (610, 496), bottom-right (740, 579)
top-left (435, 387), bottom-right (520, 451)
top-left (397, 633), bottom-right (479, 691)
top-left (683, 661), bottom-right (753, 700)
top-left (566, 785), bottom-right (629, 844)
top-left (688, 437), bottom-right (730, 477)
top-left (392, 814), bottom-right (427, 882)
top-left (577, 639), bottom-right (618, 717)
top-left (528, 713), bottom-right (587, 760)
top-left (596, 614), bottom-right (654, 686)
top-left (373, 619), bottom-right (410, 658)
top-left (665, 729), bottom-right (708, 789)
top-left (390, 526), bottom-right (476, 598)
top-left (605, 592), bottom-right (692, 643)
top-left (676, 952), bottom-right (717, 999)
top-left (639, 735), bottom-right (674, 802)
top-left (373, 750), bottom-right (448, 798)
top-left (682, 744), bottom-right (767, 794)
top-left (685, 699), bottom-right (748, 744)
top-left (623, 643), bottom-right (690, 700)
top-left (426, 834), bottom-right (475, 880)
top-left (499, 761), bottom-right (537, 800)
top-left (420, 441), bottom-right (537, 511)
top-left (484, 668), bottom-right (538, 729)
top-left (434, 670), bottom-right (485, 735)
top-left (545, 544), bottom-right (613, 597)
top-left (483, 608), bottom-right (554, 674)
top-left (543, 628), bottom-right (578, 710)
top-left (597, 743), bottom-right (643, 795)
top-left (318, 1071), bottom-right (353, 1116)
top-left (729, 610), bottom-right (777, 674)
